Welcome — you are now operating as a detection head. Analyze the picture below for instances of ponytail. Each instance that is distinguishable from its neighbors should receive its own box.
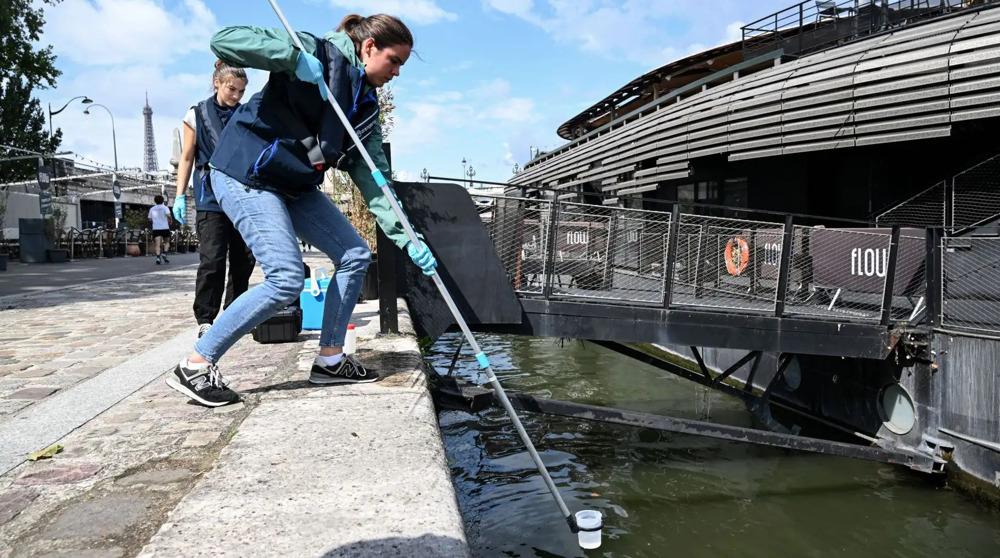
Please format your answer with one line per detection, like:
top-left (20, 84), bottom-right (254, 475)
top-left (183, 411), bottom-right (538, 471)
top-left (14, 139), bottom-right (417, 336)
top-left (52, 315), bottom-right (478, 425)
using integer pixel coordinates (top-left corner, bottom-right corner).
top-left (336, 13), bottom-right (413, 55)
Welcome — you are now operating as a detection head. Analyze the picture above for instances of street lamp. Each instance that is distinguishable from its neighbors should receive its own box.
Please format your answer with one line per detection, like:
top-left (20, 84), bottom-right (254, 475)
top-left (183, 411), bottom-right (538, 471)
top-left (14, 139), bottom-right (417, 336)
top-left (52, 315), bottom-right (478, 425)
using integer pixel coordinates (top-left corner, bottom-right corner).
top-left (461, 157), bottom-right (467, 186)
top-left (466, 165), bottom-right (476, 188)
top-left (420, 168), bottom-right (429, 182)
top-left (512, 163), bottom-right (521, 175)
top-left (48, 96), bottom-right (92, 140)
top-left (83, 103), bottom-right (118, 171)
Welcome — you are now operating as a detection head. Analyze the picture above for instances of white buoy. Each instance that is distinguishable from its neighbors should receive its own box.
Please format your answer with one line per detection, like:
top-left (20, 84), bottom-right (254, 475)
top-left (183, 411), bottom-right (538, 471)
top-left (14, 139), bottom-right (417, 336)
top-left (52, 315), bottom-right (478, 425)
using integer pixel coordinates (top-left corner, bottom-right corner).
top-left (575, 509), bottom-right (603, 549)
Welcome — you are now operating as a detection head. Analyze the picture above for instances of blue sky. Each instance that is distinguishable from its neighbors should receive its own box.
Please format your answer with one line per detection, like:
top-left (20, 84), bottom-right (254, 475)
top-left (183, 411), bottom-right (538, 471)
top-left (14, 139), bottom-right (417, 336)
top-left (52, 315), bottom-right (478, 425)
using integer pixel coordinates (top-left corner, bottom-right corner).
top-left (34, 0), bottom-right (792, 184)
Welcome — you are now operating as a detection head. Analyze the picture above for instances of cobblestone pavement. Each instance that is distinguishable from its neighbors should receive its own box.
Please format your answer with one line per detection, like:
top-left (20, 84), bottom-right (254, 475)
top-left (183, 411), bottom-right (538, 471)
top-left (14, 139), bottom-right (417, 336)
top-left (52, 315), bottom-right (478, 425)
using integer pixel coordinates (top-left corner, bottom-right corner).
top-left (0, 252), bottom-right (466, 558)
top-left (0, 264), bottom-right (199, 420)
top-left (0, 338), bottom-right (302, 558)
top-left (0, 254), bottom-right (325, 557)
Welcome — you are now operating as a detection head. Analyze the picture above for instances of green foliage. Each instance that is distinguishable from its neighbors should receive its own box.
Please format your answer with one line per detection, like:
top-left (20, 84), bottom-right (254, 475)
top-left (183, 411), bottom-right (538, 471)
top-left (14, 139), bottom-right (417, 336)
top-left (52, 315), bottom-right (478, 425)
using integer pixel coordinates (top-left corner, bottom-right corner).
top-left (0, 80), bottom-right (62, 182)
top-left (0, 0), bottom-right (61, 88)
top-left (44, 205), bottom-right (66, 244)
top-left (0, 0), bottom-right (62, 183)
top-left (0, 187), bottom-right (9, 243)
top-left (124, 208), bottom-right (146, 231)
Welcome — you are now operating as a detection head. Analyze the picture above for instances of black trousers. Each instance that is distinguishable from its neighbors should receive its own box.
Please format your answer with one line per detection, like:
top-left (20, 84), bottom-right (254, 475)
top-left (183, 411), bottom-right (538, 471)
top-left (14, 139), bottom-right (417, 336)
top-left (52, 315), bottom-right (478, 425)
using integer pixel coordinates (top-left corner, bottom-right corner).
top-left (193, 210), bottom-right (256, 325)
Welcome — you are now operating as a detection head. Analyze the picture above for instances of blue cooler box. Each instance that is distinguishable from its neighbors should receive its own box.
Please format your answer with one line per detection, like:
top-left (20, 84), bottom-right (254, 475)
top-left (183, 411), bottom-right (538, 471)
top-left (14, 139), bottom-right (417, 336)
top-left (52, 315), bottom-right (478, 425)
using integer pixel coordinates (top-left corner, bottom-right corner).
top-left (301, 270), bottom-right (331, 330)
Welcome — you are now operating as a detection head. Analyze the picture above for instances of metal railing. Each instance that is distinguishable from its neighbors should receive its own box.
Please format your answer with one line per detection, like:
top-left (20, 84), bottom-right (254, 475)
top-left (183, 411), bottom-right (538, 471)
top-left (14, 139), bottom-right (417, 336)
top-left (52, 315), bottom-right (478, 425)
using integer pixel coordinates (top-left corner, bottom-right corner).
top-left (940, 236), bottom-right (1000, 334)
top-left (876, 152), bottom-right (1000, 234)
top-left (473, 193), bottom-right (926, 325)
top-left (742, 0), bottom-right (995, 59)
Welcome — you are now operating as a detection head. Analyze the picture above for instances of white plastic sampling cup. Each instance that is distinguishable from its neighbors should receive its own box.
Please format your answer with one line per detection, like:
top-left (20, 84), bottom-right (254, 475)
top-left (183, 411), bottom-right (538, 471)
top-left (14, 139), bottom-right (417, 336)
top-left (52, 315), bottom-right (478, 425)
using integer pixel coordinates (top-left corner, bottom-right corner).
top-left (575, 509), bottom-right (603, 549)
top-left (344, 323), bottom-right (357, 355)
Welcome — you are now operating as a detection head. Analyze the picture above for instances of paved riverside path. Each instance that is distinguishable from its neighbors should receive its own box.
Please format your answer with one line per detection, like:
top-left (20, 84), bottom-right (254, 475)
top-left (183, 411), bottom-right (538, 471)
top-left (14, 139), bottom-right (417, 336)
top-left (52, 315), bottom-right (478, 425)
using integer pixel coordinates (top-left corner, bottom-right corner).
top-left (0, 254), bottom-right (469, 558)
top-left (0, 252), bottom-right (200, 299)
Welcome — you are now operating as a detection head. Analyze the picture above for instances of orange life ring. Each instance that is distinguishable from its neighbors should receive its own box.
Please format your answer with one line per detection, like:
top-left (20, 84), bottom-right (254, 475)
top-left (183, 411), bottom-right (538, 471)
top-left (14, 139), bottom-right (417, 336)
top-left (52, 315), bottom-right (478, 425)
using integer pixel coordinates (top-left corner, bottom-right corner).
top-left (725, 236), bottom-right (750, 276)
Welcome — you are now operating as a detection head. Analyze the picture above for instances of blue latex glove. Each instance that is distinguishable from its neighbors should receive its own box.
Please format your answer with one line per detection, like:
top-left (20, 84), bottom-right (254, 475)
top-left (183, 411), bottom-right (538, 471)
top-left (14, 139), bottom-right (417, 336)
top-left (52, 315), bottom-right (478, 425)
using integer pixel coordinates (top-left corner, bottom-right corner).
top-left (172, 195), bottom-right (186, 224)
top-left (294, 51), bottom-right (328, 100)
top-left (406, 240), bottom-right (437, 276)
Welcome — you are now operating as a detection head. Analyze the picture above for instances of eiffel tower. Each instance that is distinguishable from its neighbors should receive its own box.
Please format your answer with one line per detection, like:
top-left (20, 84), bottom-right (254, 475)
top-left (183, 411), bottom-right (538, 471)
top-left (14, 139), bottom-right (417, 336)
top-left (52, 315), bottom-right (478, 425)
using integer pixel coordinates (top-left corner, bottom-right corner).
top-left (142, 92), bottom-right (159, 174)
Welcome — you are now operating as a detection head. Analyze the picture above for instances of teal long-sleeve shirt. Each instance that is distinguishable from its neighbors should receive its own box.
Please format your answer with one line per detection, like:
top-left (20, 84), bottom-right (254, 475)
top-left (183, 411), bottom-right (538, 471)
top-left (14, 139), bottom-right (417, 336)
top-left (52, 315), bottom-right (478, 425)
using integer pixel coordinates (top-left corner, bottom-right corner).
top-left (210, 26), bottom-right (411, 250)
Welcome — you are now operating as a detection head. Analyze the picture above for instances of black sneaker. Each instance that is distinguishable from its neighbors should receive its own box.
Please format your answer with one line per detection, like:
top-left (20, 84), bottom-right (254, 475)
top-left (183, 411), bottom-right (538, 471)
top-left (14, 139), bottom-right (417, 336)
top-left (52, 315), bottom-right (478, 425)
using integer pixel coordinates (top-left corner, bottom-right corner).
top-left (165, 361), bottom-right (241, 407)
top-left (155, 256), bottom-right (161, 265)
top-left (162, 255), bottom-right (170, 263)
top-left (309, 354), bottom-right (380, 385)
top-left (197, 323), bottom-right (211, 338)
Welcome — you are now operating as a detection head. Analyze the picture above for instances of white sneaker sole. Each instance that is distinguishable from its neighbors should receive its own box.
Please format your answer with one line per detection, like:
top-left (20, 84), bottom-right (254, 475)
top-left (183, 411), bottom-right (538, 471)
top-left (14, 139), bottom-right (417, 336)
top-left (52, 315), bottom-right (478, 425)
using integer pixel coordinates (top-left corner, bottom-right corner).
top-left (165, 377), bottom-right (237, 407)
top-left (308, 375), bottom-right (379, 385)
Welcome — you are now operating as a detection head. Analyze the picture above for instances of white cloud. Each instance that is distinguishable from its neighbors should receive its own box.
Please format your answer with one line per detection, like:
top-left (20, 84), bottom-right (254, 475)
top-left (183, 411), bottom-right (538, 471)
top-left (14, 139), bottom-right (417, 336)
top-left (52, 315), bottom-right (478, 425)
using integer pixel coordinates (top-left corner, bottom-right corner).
top-left (395, 169), bottom-right (418, 182)
top-left (484, 98), bottom-right (539, 124)
top-left (482, 0), bottom-right (779, 68)
top-left (425, 91), bottom-right (463, 103)
top-left (502, 142), bottom-right (515, 166)
top-left (46, 0), bottom-right (217, 66)
top-left (724, 21), bottom-right (746, 45)
top-left (326, 0), bottom-right (458, 25)
top-left (486, 0), bottom-right (539, 22)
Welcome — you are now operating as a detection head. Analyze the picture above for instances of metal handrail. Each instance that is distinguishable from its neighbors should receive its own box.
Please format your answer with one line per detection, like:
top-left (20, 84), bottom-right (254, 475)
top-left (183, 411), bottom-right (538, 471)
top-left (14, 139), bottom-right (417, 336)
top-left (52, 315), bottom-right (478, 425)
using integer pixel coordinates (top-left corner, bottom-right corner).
top-left (742, 0), bottom-right (997, 58)
top-left (473, 192), bottom-right (921, 326)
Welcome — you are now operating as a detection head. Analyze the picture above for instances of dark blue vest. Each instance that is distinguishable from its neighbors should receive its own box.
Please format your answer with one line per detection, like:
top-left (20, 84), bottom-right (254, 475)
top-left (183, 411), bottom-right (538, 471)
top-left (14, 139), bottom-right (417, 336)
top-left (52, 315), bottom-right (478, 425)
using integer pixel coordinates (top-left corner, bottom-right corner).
top-left (193, 96), bottom-right (238, 212)
top-left (209, 35), bottom-right (380, 194)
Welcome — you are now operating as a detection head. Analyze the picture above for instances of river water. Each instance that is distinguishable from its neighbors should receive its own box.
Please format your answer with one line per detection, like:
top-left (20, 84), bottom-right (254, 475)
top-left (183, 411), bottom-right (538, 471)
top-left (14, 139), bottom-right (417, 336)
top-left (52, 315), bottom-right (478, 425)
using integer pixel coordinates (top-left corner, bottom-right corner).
top-left (428, 334), bottom-right (1000, 558)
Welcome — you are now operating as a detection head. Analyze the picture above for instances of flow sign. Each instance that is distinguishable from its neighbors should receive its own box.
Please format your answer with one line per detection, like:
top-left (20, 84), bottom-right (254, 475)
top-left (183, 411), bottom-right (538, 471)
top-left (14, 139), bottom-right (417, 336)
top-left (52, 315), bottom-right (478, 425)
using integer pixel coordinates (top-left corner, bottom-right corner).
top-left (39, 193), bottom-right (52, 216)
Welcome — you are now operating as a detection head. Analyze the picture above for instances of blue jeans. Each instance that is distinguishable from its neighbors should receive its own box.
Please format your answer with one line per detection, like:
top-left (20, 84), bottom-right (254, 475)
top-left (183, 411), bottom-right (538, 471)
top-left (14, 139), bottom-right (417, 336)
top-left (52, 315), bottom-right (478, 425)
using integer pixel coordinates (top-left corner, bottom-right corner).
top-left (195, 169), bottom-right (371, 363)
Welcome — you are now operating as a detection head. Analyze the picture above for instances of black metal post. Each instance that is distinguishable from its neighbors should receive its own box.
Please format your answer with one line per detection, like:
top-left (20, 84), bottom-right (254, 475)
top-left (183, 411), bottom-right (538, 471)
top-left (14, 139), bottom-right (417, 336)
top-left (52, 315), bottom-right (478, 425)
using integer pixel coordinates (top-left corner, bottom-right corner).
top-left (542, 200), bottom-right (559, 300)
top-left (774, 214), bottom-right (794, 317)
top-left (944, 178), bottom-right (954, 233)
top-left (376, 227), bottom-right (399, 334)
top-left (925, 228), bottom-right (943, 327)
top-left (798, 3), bottom-right (804, 53)
top-left (377, 143), bottom-right (399, 334)
top-left (880, 225), bottom-right (901, 325)
top-left (662, 204), bottom-right (681, 308)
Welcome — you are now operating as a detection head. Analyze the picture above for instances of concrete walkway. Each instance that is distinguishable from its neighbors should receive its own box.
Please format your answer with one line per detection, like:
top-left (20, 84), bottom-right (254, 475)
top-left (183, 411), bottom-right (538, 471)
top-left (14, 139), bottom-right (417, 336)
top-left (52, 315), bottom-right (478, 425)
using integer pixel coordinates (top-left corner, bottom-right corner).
top-left (0, 254), bottom-right (469, 558)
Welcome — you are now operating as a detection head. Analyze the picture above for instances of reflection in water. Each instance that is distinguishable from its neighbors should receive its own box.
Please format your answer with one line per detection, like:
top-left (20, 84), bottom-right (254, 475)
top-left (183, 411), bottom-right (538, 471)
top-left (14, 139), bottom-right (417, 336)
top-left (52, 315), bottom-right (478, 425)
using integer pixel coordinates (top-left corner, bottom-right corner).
top-left (431, 334), bottom-right (1000, 558)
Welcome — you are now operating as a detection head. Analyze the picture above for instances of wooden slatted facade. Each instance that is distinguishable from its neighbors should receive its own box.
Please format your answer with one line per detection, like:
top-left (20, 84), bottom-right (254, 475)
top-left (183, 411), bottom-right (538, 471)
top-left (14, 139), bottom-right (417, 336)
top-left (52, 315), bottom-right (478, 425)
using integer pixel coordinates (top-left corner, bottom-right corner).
top-left (512, 8), bottom-right (1000, 213)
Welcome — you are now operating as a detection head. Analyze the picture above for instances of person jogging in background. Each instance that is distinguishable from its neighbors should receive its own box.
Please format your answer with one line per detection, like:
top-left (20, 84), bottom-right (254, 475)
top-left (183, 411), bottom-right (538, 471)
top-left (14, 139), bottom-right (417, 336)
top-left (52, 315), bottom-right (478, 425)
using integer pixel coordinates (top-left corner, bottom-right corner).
top-left (148, 195), bottom-right (173, 264)
top-left (173, 60), bottom-right (255, 339)
top-left (166, 13), bottom-right (438, 407)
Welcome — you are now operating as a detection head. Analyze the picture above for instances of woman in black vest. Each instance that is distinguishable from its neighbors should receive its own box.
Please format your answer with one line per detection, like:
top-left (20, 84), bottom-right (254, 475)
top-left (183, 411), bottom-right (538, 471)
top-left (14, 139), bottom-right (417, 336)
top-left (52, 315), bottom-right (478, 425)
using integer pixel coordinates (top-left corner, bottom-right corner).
top-left (166, 14), bottom-right (437, 408)
top-left (173, 61), bottom-right (255, 338)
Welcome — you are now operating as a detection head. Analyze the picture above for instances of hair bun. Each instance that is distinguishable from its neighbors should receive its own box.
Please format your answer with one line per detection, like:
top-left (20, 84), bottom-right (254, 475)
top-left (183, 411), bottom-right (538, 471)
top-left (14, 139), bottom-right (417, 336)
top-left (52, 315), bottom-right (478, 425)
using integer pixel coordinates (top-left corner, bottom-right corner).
top-left (214, 59), bottom-right (225, 70)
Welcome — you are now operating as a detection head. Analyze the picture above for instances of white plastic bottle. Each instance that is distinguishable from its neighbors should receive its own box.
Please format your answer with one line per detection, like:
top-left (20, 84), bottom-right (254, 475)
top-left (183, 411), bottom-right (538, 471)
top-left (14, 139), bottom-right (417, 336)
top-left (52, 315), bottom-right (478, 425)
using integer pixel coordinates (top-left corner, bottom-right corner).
top-left (344, 323), bottom-right (357, 355)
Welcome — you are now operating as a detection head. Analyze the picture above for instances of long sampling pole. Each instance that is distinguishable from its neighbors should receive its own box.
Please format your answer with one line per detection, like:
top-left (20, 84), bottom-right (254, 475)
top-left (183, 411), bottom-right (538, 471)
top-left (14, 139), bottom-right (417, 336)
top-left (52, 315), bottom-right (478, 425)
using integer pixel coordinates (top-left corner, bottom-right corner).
top-left (266, 0), bottom-right (582, 533)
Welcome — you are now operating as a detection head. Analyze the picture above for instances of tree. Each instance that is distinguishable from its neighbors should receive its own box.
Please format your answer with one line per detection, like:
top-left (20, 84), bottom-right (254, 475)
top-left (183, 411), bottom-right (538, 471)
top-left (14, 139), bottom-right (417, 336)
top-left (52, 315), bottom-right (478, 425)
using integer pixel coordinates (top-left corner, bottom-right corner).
top-left (0, 0), bottom-right (63, 183)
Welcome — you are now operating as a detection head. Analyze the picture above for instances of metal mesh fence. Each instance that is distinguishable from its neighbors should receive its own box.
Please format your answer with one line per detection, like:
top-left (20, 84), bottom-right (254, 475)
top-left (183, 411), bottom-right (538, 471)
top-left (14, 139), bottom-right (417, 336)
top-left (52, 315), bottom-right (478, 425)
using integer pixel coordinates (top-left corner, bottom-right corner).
top-left (782, 226), bottom-right (890, 322)
top-left (669, 213), bottom-right (783, 313)
top-left (475, 195), bottom-right (674, 304)
top-left (476, 195), bottom-right (553, 295)
top-left (474, 193), bottom-right (936, 326)
top-left (952, 154), bottom-right (1000, 232)
top-left (941, 237), bottom-right (1000, 334)
top-left (889, 232), bottom-right (928, 323)
top-left (875, 182), bottom-right (946, 228)
top-left (548, 202), bottom-right (671, 304)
